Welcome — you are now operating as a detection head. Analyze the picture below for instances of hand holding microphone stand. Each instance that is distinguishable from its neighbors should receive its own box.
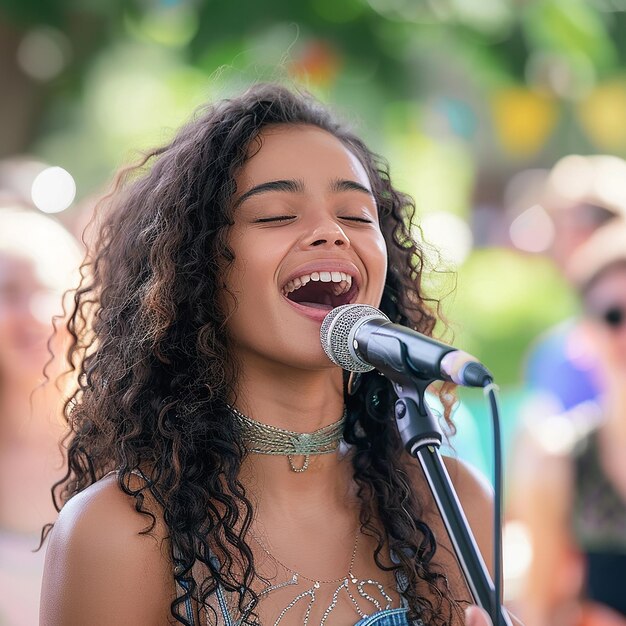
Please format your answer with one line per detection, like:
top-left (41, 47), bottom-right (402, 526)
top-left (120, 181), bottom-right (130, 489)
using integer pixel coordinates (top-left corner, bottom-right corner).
top-left (321, 305), bottom-right (513, 626)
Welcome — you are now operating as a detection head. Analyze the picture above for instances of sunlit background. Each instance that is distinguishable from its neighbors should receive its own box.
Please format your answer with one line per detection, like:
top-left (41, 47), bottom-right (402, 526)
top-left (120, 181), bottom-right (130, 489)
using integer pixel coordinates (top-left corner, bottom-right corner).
top-left (2, 0), bottom-right (626, 608)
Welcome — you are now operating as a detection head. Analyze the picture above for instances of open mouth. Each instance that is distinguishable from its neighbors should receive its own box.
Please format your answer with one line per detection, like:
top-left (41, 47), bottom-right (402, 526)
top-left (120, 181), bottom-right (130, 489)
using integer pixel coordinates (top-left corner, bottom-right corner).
top-left (282, 271), bottom-right (358, 310)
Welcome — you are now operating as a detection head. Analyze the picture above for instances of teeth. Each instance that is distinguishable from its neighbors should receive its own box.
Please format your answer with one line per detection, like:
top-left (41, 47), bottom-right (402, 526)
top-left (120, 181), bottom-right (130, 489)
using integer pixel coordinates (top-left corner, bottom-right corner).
top-left (282, 271), bottom-right (353, 296)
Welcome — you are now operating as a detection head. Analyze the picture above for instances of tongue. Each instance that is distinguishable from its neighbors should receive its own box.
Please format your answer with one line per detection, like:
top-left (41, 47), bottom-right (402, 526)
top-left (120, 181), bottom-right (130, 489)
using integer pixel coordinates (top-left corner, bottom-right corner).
top-left (298, 301), bottom-right (333, 310)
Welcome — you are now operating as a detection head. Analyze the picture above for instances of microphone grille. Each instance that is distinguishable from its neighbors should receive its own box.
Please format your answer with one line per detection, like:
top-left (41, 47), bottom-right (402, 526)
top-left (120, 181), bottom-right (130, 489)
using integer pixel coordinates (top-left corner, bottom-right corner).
top-left (320, 303), bottom-right (387, 372)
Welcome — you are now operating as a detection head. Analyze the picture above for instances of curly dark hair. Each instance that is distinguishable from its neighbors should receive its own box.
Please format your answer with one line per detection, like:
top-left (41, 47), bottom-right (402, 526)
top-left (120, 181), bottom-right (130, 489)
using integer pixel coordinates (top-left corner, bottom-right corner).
top-left (47, 83), bottom-right (460, 625)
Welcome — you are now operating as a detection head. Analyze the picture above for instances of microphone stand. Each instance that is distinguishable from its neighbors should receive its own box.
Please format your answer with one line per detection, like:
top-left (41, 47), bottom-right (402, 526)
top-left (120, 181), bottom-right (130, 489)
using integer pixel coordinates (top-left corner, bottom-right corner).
top-left (390, 376), bottom-right (513, 626)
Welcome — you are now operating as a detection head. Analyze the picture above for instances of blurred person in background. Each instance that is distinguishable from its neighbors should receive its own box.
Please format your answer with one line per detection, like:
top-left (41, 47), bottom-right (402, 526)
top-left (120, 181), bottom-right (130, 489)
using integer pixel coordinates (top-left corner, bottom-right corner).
top-left (507, 157), bottom-right (626, 616)
top-left (0, 205), bottom-right (81, 626)
top-left (523, 155), bottom-right (626, 416)
top-left (511, 218), bottom-right (626, 626)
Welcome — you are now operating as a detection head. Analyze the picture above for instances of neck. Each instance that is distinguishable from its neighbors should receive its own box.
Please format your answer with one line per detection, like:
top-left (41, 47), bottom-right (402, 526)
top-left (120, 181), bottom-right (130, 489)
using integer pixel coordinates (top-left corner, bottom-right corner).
top-left (239, 451), bottom-right (355, 520)
top-left (233, 357), bottom-right (345, 432)
top-left (233, 357), bottom-right (353, 517)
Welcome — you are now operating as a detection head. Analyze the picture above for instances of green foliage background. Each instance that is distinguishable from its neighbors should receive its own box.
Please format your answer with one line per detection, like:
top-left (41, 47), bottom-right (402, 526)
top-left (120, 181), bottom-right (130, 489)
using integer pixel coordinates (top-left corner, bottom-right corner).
top-left (1, 0), bottom-right (624, 438)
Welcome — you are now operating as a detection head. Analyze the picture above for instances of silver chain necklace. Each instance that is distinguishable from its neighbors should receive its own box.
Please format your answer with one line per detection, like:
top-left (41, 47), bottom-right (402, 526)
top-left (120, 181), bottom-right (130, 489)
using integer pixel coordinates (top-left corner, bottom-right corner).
top-left (245, 529), bottom-right (393, 626)
top-left (229, 405), bottom-right (346, 473)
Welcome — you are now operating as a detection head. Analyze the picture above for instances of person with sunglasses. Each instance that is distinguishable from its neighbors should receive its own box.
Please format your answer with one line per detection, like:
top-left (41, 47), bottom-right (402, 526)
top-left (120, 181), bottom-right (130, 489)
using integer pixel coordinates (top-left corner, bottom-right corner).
top-left (523, 155), bottom-right (626, 419)
top-left (512, 219), bottom-right (626, 626)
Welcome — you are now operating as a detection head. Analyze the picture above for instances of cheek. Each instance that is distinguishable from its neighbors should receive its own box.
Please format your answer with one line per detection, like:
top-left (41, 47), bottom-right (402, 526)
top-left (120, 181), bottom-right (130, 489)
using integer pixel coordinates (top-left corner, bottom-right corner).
top-left (368, 233), bottom-right (388, 303)
top-left (225, 237), bottom-right (276, 302)
top-left (223, 230), bottom-right (254, 300)
top-left (221, 235), bottom-right (282, 337)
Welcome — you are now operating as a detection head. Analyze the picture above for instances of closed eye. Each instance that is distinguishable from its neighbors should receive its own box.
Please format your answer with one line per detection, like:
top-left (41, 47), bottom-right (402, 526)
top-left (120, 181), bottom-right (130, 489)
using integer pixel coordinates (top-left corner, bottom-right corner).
top-left (253, 215), bottom-right (297, 223)
top-left (341, 216), bottom-right (373, 223)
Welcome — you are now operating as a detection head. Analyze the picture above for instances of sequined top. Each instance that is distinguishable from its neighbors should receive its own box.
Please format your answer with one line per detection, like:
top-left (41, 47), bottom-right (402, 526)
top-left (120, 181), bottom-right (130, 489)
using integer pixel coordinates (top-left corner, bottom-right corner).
top-left (176, 558), bottom-right (422, 625)
top-left (181, 590), bottom-right (415, 626)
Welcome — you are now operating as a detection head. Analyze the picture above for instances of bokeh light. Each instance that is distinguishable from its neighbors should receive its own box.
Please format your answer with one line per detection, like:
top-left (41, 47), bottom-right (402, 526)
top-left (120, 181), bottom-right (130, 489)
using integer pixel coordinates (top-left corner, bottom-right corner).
top-left (16, 27), bottom-right (70, 81)
top-left (419, 211), bottom-right (474, 268)
top-left (31, 166), bottom-right (76, 213)
top-left (503, 520), bottom-right (533, 600)
top-left (509, 204), bottom-right (555, 253)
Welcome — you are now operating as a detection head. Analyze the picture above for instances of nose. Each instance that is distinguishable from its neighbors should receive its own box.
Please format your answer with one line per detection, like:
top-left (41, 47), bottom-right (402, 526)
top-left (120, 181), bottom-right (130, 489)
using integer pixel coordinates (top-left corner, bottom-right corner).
top-left (301, 219), bottom-right (350, 249)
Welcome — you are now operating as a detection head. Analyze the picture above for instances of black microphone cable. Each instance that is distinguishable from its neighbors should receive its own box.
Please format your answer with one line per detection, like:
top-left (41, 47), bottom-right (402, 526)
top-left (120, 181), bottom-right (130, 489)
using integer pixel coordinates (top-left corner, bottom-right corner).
top-left (483, 379), bottom-right (504, 625)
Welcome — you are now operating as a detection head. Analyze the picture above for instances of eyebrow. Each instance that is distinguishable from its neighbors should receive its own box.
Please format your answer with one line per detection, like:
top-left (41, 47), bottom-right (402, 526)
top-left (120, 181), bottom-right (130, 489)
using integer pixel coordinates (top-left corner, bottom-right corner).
top-left (234, 177), bottom-right (375, 207)
top-left (329, 178), bottom-right (374, 198)
top-left (234, 179), bottom-right (304, 208)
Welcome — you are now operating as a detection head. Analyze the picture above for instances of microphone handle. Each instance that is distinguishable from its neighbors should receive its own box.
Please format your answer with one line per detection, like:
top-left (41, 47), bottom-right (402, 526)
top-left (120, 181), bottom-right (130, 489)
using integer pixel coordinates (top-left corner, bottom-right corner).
top-left (354, 318), bottom-right (455, 383)
top-left (354, 319), bottom-right (491, 388)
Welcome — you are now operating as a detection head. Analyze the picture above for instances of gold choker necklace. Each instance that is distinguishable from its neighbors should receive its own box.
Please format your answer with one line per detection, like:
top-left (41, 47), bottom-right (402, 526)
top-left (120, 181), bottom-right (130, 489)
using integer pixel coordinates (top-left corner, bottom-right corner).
top-left (229, 405), bottom-right (346, 473)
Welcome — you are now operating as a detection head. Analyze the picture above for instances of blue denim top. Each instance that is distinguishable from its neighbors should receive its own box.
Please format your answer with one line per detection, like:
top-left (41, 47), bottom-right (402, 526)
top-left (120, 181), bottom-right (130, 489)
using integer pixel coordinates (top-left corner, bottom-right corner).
top-left (355, 608), bottom-right (412, 625)
top-left (179, 572), bottom-right (421, 625)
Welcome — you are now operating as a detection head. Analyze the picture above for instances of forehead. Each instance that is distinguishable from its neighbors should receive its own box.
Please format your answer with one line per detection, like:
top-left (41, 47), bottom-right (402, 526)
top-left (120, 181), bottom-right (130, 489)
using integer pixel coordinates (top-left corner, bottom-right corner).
top-left (237, 125), bottom-right (372, 191)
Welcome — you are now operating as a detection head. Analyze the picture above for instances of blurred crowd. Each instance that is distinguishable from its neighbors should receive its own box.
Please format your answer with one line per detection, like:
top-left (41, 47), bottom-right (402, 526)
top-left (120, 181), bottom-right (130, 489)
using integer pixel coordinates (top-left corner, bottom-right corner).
top-left (0, 198), bottom-right (82, 625)
top-left (508, 155), bottom-right (626, 626)
top-left (1, 149), bottom-right (625, 625)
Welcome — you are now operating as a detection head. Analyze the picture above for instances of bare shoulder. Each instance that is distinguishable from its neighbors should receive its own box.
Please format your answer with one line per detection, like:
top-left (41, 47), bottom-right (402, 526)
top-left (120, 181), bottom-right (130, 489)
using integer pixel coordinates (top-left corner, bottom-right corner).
top-left (404, 454), bottom-right (493, 543)
top-left (405, 455), bottom-right (525, 622)
top-left (41, 473), bottom-right (175, 626)
top-left (403, 454), bottom-right (494, 588)
top-left (441, 455), bottom-right (492, 496)
top-left (441, 456), bottom-right (494, 527)
top-left (442, 455), bottom-right (495, 570)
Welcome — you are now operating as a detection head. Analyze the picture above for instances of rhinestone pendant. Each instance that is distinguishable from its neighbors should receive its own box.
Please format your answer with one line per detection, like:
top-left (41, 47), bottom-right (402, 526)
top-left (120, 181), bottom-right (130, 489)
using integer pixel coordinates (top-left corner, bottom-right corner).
top-left (288, 454), bottom-right (310, 472)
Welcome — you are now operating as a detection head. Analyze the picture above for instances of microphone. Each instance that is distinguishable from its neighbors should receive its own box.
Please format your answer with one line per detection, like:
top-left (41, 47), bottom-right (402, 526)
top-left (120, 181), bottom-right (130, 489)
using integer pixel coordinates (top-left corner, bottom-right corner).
top-left (320, 304), bottom-right (492, 388)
